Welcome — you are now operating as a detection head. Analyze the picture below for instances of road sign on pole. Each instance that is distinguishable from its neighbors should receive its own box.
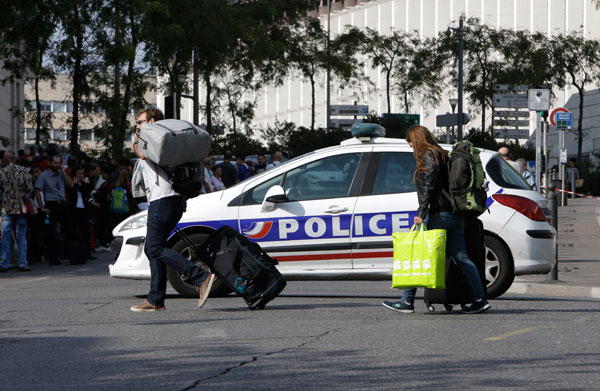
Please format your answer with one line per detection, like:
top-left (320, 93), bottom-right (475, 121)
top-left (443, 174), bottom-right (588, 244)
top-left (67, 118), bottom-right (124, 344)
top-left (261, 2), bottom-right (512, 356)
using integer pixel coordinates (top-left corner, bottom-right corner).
top-left (492, 93), bottom-right (529, 108)
top-left (330, 118), bottom-right (363, 129)
top-left (528, 89), bottom-right (551, 111)
top-left (330, 105), bottom-right (368, 116)
top-left (549, 107), bottom-right (570, 127)
top-left (435, 113), bottom-right (470, 127)
top-left (493, 128), bottom-right (529, 139)
top-left (555, 112), bottom-right (573, 130)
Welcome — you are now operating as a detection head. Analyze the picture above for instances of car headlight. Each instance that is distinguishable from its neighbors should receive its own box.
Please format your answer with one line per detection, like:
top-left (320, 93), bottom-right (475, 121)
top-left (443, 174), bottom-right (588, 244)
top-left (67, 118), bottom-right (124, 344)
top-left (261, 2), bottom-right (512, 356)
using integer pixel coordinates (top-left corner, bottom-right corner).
top-left (119, 214), bottom-right (147, 232)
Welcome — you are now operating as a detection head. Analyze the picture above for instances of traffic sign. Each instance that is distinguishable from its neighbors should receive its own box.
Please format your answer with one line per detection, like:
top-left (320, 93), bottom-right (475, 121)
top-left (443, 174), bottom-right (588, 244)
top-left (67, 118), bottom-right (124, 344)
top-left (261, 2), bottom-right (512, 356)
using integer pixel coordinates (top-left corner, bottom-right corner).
top-left (555, 112), bottom-right (572, 130)
top-left (494, 84), bottom-right (529, 92)
top-left (436, 113), bottom-right (470, 127)
top-left (492, 93), bottom-right (528, 108)
top-left (492, 119), bottom-right (529, 127)
top-left (528, 89), bottom-right (551, 111)
top-left (493, 110), bottom-right (530, 118)
top-left (330, 118), bottom-right (363, 129)
top-left (330, 104), bottom-right (368, 116)
top-left (549, 107), bottom-right (569, 127)
top-left (493, 128), bottom-right (529, 139)
top-left (560, 148), bottom-right (568, 164)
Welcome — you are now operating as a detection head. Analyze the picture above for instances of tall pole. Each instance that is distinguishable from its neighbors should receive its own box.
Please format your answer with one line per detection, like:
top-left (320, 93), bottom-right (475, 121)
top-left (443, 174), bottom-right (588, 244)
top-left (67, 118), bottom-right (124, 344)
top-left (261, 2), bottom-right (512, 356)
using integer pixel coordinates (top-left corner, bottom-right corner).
top-left (326, 0), bottom-right (331, 130)
top-left (457, 16), bottom-right (464, 142)
top-left (192, 50), bottom-right (199, 126)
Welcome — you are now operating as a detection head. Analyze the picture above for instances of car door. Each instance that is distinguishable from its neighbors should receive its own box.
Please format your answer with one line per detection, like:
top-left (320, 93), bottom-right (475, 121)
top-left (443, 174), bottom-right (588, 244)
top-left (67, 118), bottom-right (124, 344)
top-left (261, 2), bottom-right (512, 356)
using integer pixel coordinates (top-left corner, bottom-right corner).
top-left (351, 146), bottom-right (419, 269)
top-left (237, 148), bottom-right (368, 271)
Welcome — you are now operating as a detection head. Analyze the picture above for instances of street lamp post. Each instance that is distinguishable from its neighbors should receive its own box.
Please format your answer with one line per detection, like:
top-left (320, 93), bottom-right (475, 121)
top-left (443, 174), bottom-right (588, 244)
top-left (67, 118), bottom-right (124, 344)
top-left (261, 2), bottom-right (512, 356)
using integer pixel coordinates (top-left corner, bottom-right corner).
top-left (446, 17), bottom-right (465, 142)
top-left (326, 0), bottom-right (331, 130)
top-left (449, 97), bottom-right (458, 143)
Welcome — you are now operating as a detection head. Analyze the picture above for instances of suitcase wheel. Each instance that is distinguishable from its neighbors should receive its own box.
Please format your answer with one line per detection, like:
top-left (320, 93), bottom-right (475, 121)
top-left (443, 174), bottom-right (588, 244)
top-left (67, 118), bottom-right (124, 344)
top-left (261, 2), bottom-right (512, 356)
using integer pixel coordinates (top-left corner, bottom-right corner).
top-left (444, 304), bottom-right (453, 312)
top-left (427, 305), bottom-right (435, 312)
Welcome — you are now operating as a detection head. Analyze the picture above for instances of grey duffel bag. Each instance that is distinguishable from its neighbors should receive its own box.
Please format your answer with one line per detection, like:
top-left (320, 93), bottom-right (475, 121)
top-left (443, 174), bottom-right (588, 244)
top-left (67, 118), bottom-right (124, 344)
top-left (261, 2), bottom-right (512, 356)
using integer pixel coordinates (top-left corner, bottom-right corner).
top-left (138, 119), bottom-right (210, 167)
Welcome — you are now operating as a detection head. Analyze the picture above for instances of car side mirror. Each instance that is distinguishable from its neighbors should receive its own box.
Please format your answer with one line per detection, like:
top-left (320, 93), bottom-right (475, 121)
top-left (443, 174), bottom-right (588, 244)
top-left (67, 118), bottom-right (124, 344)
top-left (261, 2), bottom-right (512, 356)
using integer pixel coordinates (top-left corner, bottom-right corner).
top-left (261, 185), bottom-right (288, 212)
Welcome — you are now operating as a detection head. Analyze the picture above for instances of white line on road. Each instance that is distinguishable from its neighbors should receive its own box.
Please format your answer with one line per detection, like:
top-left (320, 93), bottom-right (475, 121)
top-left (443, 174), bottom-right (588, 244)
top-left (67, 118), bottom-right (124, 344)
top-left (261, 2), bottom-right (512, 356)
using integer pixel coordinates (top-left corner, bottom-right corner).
top-left (0, 277), bottom-right (49, 289)
top-left (596, 207), bottom-right (600, 229)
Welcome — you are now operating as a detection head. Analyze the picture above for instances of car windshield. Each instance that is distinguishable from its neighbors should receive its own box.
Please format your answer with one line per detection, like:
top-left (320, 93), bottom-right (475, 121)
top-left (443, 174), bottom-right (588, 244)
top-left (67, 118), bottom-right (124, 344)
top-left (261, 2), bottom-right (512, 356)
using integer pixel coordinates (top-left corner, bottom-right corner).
top-left (485, 155), bottom-right (531, 190)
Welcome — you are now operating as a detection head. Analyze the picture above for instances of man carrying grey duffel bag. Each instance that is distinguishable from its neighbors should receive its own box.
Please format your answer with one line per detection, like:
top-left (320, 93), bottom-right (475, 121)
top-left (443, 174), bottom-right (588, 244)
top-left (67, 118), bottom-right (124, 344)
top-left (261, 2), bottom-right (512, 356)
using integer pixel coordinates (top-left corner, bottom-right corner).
top-left (134, 112), bottom-right (211, 199)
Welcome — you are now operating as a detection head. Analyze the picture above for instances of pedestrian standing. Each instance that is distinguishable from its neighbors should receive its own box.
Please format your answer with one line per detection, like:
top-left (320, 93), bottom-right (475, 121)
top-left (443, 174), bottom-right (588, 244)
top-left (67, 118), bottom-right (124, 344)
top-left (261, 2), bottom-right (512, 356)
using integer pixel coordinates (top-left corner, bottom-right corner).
top-left (131, 108), bottom-right (215, 312)
top-left (255, 155), bottom-right (267, 174)
top-left (215, 151), bottom-right (238, 188)
top-left (35, 155), bottom-right (75, 265)
top-left (0, 151), bottom-right (34, 272)
top-left (382, 125), bottom-right (490, 314)
top-left (565, 158), bottom-right (579, 198)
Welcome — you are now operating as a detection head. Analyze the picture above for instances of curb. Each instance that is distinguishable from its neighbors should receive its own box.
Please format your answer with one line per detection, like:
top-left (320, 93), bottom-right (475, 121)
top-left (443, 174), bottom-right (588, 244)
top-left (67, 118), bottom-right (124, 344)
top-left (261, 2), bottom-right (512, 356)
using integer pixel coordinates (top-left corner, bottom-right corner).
top-left (508, 281), bottom-right (600, 300)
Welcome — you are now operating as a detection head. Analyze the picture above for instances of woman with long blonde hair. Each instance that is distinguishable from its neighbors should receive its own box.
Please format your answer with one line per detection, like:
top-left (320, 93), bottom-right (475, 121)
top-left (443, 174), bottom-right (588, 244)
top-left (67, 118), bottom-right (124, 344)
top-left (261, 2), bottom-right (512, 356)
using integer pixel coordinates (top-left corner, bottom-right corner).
top-left (382, 125), bottom-right (490, 314)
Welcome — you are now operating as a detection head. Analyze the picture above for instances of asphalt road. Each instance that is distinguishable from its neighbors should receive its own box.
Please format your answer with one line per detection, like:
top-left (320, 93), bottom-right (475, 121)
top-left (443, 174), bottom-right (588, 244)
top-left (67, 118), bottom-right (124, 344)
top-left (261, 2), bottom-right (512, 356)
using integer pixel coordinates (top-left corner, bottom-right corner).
top-left (1, 253), bottom-right (599, 391)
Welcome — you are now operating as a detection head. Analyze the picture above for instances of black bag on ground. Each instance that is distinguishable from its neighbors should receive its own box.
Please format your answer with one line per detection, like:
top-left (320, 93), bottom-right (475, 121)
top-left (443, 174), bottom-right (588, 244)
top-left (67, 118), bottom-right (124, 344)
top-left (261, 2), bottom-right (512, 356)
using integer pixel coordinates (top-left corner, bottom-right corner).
top-left (178, 225), bottom-right (287, 310)
top-left (423, 215), bottom-right (486, 312)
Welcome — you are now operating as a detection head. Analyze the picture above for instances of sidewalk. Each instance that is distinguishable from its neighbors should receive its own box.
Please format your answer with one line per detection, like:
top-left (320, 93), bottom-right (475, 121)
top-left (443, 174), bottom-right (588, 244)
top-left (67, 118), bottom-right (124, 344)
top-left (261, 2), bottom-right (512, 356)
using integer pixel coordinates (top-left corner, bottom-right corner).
top-left (508, 198), bottom-right (600, 299)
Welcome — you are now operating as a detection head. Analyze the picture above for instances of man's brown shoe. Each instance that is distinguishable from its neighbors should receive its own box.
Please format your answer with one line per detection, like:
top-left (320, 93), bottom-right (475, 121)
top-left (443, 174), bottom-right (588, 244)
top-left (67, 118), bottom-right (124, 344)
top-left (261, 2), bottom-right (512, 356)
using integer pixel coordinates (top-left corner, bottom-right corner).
top-left (196, 274), bottom-right (216, 308)
top-left (130, 300), bottom-right (165, 312)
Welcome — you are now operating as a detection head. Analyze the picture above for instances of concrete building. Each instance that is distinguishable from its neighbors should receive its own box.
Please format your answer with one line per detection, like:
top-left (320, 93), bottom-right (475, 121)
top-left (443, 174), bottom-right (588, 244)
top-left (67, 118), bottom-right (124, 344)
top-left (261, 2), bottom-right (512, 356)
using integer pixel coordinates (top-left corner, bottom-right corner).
top-left (0, 64), bottom-right (24, 151)
top-left (171, 0), bottom-right (600, 167)
top-left (24, 74), bottom-right (157, 152)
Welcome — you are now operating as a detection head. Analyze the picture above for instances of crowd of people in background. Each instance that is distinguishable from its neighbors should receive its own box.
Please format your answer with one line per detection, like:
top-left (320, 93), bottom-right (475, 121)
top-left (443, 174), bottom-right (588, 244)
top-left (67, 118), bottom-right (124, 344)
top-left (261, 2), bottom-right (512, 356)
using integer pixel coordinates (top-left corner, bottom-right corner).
top-left (201, 150), bottom-right (286, 194)
top-left (0, 145), bottom-right (287, 273)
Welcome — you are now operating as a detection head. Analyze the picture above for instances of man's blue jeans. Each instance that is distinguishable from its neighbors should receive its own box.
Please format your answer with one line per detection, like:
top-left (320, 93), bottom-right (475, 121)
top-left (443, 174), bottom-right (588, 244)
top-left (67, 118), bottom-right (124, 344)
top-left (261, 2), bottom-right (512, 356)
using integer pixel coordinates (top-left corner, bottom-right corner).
top-left (1, 214), bottom-right (28, 269)
top-left (144, 195), bottom-right (210, 307)
top-left (400, 212), bottom-right (485, 304)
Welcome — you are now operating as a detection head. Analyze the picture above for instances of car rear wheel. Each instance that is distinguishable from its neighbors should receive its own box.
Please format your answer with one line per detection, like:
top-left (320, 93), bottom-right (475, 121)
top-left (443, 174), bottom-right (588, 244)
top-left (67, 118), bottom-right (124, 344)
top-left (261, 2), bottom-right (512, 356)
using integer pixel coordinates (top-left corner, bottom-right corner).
top-left (167, 233), bottom-right (232, 298)
top-left (484, 235), bottom-right (515, 299)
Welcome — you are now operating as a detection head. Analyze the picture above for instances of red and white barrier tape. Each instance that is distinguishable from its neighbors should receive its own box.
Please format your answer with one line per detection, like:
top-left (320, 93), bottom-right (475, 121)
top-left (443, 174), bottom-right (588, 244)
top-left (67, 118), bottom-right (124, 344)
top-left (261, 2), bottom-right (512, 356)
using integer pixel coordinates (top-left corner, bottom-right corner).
top-left (543, 186), bottom-right (600, 200)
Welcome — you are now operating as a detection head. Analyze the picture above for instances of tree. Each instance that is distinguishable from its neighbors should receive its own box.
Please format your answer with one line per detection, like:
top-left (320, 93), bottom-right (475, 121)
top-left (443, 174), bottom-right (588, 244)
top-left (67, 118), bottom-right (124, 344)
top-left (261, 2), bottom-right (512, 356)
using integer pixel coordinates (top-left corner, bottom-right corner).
top-left (0, 0), bottom-right (57, 146)
top-left (356, 28), bottom-right (409, 114)
top-left (549, 32), bottom-right (600, 167)
top-left (442, 18), bottom-right (505, 132)
top-left (52, 0), bottom-right (100, 154)
top-left (393, 34), bottom-right (446, 113)
top-left (92, 0), bottom-right (149, 162)
top-left (143, 0), bottom-right (193, 121)
top-left (288, 18), bottom-right (357, 130)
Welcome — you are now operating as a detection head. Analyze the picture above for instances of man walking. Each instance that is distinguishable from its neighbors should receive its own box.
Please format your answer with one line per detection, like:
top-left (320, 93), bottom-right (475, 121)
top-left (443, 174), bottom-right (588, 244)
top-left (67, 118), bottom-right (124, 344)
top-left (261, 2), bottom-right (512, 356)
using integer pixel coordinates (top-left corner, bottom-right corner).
top-left (35, 155), bottom-right (76, 265)
top-left (131, 108), bottom-right (215, 312)
top-left (215, 151), bottom-right (238, 188)
top-left (0, 151), bottom-right (34, 272)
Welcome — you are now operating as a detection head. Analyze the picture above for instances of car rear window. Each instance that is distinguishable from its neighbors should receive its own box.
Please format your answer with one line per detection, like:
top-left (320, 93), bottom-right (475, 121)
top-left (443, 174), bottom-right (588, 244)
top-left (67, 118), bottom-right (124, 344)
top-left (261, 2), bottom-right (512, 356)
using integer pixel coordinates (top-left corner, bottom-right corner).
top-left (485, 156), bottom-right (531, 190)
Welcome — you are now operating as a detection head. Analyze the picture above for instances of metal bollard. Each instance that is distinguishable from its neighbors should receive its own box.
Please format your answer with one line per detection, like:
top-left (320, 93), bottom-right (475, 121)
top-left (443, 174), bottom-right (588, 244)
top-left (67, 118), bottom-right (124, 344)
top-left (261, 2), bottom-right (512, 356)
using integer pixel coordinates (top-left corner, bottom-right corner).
top-left (546, 187), bottom-right (558, 280)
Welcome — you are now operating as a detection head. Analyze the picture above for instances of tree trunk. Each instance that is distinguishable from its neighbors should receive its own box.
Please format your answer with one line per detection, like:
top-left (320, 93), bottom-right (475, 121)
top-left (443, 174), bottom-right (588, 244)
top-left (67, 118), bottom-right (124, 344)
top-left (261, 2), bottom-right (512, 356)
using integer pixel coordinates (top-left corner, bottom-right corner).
top-left (577, 86), bottom-right (584, 168)
top-left (70, 5), bottom-right (82, 155)
top-left (35, 76), bottom-right (41, 146)
top-left (481, 96), bottom-right (486, 134)
top-left (386, 69), bottom-right (391, 114)
top-left (403, 90), bottom-right (409, 113)
top-left (309, 75), bottom-right (315, 131)
top-left (204, 70), bottom-right (212, 132)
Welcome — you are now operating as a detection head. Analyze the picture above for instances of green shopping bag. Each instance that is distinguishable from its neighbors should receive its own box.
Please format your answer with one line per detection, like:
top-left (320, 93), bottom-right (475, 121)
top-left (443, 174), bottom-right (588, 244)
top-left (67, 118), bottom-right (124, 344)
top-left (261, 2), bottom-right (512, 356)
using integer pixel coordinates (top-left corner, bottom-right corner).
top-left (391, 223), bottom-right (447, 289)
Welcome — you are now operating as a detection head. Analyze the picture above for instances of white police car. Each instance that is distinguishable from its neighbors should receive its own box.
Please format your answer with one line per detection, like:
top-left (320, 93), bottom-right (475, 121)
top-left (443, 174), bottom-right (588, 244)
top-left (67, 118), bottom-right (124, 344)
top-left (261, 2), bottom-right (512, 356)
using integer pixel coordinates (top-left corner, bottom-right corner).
top-left (109, 124), bottom-right (556, 299)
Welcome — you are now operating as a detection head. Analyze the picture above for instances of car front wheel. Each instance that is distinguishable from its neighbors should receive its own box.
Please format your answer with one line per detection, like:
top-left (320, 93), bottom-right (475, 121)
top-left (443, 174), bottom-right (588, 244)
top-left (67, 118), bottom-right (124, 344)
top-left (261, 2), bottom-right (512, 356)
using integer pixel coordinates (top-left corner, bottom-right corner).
top-left (167, 233), bottom-right (232, 298)
top-left (484, 235), bottom-right (515, 299)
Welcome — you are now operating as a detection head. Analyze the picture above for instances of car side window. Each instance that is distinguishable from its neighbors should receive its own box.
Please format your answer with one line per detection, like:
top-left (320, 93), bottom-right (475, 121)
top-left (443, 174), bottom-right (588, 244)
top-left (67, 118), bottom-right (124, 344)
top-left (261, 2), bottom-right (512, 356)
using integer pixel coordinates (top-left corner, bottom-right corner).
top-left (372, 152), bottom-right (417, 194)
top-left (282, 153), bottom-right (361, 201)
top-left (243, 174), bottom-right (284, 205)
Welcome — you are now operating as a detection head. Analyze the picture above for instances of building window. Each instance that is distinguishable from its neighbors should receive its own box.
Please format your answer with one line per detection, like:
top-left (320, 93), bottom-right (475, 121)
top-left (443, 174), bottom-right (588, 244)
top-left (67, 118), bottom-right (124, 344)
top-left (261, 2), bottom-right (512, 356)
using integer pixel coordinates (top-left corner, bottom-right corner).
top-left (23, 128), bottom-right (36, 140)
top-left (66, 101), bottom-right (73, 113)
top-left (40, 101), bottom-right (52, 112)
top-left (52, 129), bottom-right (67, 141)
top-left (53, 101), bottom-right (66, 113)
top-left (80, 129), bottom-right (93, 141)
top-left (594, 138), bottom-right (600, 152)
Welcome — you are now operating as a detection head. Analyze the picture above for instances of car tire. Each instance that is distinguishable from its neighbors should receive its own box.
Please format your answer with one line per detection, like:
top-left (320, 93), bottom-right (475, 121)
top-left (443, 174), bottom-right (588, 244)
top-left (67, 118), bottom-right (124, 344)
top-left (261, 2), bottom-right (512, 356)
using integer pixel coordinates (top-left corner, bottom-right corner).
top-left (167, 233), bottom-right (232, 298)
top-left (484, 235), bottom-right (515, 299)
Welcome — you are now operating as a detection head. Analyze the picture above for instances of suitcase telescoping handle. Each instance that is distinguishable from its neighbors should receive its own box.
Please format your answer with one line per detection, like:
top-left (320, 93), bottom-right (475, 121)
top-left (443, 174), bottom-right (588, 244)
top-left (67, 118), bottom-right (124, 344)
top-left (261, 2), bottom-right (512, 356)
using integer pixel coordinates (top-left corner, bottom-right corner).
top-left (173, 226), bottom-right (201, 260)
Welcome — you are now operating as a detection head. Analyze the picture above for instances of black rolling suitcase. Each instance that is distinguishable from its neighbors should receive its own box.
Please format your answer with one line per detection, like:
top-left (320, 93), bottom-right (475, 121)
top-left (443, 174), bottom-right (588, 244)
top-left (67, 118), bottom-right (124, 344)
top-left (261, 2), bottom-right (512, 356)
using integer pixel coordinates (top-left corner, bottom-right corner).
top-left (423, 216), bottom-right (486, 312)
top-left (176, 225), bottom-right (286, 310)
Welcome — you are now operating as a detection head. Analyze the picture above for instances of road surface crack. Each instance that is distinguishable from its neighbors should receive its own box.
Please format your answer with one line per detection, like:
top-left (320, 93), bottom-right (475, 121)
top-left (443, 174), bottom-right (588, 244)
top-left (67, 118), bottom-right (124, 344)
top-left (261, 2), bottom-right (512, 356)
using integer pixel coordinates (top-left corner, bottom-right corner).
top-left (181, 329), bottom-right (333, 390)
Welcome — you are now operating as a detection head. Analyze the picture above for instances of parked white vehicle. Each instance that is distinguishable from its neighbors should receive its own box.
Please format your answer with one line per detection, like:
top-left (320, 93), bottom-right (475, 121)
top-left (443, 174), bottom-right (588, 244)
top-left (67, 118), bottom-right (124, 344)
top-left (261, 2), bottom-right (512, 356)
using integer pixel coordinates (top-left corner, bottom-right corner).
top-left (109, 130), bottom-right (556, 299)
